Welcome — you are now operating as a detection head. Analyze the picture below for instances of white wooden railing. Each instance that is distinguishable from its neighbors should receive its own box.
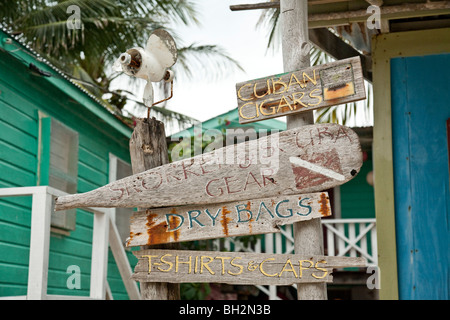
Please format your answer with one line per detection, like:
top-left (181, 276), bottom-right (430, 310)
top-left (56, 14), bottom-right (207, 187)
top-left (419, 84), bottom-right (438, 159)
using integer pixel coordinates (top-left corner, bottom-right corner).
top-left (323, 218), bottom-right (377, 266)
top-left (217, 218), bottom-right (377, 300)
top-left (0, 186), bottom-right (140, 300)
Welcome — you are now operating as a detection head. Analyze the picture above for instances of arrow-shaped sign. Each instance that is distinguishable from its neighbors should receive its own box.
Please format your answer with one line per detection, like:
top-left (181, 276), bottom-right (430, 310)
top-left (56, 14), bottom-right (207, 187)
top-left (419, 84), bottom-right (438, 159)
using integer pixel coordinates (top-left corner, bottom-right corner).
top-left (127, 192), bottom-right (331, 247)
top-left (132, 249), bottom-right (367, 286)
top-left (236, 56), bottom-right (366, 124)
top-left (55, 123), bottom-right (362, 211)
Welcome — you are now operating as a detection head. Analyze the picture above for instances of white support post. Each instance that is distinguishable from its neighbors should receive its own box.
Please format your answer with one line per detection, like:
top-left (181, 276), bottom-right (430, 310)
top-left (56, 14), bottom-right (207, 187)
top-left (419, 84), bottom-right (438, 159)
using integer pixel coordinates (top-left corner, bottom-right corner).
top-left (0, 187), bottom-right (140, 300)
top-left (27, 187), bottom-right (52, 300)
top-left (109, 219), bottom-right (141, 300)
top-left (89, 209), bottom-right (110, 300)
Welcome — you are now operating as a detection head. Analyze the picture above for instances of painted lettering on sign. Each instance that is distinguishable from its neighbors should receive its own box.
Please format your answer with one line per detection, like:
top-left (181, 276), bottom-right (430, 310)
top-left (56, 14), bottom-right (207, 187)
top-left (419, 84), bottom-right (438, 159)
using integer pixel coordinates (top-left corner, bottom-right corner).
top-left (237, 70), bottom-right (322, 120)
top-left (132, 249), bottom-right (367, 286)
top-left (127, 192), bottom-right (331, 247)
top-left (54, 123), bottom-right (362, 211)
top-left (141, 254), bottom-right (328, 279)
top-left (236, 57), bottom-right (365, 124)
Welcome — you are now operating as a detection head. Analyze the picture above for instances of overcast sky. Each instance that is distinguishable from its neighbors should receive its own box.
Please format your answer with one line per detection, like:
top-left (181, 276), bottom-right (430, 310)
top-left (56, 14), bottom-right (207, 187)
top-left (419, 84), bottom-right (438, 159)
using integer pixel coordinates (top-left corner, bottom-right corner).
top-left (167, 0), bottom-right (283, 122)
top-left (115, 0), bottom-right (284, 128)
top-left (115, 0), bottom-right (372, 133)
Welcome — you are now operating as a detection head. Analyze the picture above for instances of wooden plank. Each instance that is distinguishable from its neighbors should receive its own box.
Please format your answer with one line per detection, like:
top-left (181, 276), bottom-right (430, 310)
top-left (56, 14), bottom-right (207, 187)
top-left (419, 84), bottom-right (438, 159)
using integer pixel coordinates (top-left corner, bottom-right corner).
top-left (129, 118), bottom-right (180, 300)
top-left (127, 192), bottom-right (331, 247)
top-left (55, 123), bottom-right (363, 211)
top-left (230, 1), bottom-right (450, 27)
top-left (281, 0), bottom-right (327, 301)
top-left (230, 0), bottom-right (350, 11)
top-left (236, 57), bottom-right (365, 124)
top-left (131, 249), bottom-right (366, 286)
top-left (230, 1), bottom-right (279, 11)
top-left (229, 1), bottom-right (350, 11)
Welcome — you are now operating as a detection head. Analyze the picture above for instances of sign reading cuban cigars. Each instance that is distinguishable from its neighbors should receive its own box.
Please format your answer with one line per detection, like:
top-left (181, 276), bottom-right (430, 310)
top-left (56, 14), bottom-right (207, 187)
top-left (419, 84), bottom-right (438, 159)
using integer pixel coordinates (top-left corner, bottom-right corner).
top-left (236, 56), bottom-right (366, 124)
top-left (132, 249), bottom-right (367, 286)
top-left (54, 123), bottom-right (362, 211)
top-left (127, 192), bottom-right (331, 247)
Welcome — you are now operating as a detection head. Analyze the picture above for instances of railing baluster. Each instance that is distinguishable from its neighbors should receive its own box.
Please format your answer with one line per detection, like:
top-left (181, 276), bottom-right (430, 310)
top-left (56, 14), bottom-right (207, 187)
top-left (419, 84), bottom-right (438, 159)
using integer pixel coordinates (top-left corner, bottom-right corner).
top-left (337, 223), bottom-right (346, 256)
top-left (360, 223), bottom-right (368, 260)
top-left (327, 226), bottom-right (335, 256)
top-left (349, 223), bottom-right (356, 257)
top-left (275, 232), bottom-right (282, 254)
top-left (371, 223), bottom-right (378, 266)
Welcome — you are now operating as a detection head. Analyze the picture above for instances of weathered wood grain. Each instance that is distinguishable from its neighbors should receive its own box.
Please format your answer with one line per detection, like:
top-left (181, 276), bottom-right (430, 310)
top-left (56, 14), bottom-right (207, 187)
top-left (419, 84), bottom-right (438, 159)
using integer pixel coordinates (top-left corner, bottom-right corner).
top-left (55, 123), bottom-right (362, 211)
top-left (129, 118), bottom-right (180, 300)
top-left (236, 57), bottom-right (365, 124)
top-left (281, 0), bottom-right (327, 300)
top-left (131, 249), bottom-right (367, 286)
top-left (127, 192), bottom-right (331, 247)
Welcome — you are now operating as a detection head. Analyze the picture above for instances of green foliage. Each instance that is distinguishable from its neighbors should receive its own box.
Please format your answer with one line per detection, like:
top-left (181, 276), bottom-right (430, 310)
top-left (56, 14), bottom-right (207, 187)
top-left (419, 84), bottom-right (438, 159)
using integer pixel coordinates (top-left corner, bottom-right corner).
top-left (0, 0), bottom-right (242, 129)
top-left (181, 283), bottom-right (211, 300)
top-left (234, 234), bottom-right (261, 248)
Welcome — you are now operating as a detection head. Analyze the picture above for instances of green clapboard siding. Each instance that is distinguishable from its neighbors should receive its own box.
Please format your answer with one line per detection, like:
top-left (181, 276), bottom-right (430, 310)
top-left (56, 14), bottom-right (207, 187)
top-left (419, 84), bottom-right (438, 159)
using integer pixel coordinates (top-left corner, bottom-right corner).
top-left (0, 30), bottom-right (134, 299)
top-left (340, 157), bottom-right (375, 219)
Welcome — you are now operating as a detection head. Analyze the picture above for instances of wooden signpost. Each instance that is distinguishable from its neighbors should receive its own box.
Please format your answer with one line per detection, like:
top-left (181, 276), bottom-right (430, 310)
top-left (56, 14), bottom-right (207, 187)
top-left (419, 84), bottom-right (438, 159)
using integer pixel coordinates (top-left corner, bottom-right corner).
top-left (132, 249), bottom-right (366, 286)
top-left (129, 118), bottom-right (180, 300)
top-left (127, 192), bottom-right (331, 247)
top-left (55, 123), bottom-right (362, 211)
top-left (236, 57), bottom-right (365, 124)
top-left (53, 2), bottom-right (370, 298)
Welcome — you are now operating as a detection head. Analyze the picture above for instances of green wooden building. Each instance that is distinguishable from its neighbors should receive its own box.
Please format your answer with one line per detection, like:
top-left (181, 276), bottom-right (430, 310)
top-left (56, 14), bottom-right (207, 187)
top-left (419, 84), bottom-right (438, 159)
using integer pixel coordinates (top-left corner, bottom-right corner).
top-left (5, 0), bottom-right (447, 300)
top-left (0, 27), bottom-right (139, 299)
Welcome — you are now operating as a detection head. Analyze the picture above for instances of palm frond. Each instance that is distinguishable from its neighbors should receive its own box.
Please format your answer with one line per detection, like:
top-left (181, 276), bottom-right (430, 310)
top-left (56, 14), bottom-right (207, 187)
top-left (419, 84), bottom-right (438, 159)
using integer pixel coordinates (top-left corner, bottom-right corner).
top-left (255, 6), bottom-right (373, 126)
top-left (175, 43), bottom-right (244, 81)
top-left (256, 7), bottom-right (280, 53)
top-left (0, 0), bottom-right (246, 129)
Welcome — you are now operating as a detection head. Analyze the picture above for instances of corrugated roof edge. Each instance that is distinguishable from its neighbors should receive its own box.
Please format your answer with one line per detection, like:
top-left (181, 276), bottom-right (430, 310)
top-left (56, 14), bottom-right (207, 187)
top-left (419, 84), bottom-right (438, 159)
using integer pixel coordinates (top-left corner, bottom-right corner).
top-left (0, 25), bottom-right (133, 138)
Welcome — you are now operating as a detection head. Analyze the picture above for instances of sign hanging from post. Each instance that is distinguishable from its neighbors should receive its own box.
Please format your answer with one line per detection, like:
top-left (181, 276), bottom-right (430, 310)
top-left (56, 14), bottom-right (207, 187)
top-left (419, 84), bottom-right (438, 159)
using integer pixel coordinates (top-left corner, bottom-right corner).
top-left (127, 192), bottom-right (331, 247)
top-left (236, 56), bottom-right (365, 124)
top-left (55, 123), bottom-right (362, 211)
top-left (132, 249), bottom-right (366, 286)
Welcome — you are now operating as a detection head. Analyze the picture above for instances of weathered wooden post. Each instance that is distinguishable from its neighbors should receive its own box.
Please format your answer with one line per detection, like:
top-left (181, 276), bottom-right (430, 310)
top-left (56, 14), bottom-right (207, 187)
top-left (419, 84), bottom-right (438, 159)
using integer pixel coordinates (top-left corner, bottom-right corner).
top-left (281, 0), bottom-right (326, 300)
top-left (116, 29), bottom-right (179, 300)
top-left (129, 118), bottom-right (180, 300)
top-left (55, 123), bottom-right (367, 298)
top-left (55, 20), bottom-right (368, 301)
